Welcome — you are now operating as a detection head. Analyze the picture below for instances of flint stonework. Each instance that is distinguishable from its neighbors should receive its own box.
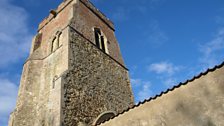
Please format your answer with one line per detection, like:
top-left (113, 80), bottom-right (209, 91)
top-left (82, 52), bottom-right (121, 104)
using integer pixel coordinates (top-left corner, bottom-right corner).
top-left (62, 29), bottom-right (134, 125)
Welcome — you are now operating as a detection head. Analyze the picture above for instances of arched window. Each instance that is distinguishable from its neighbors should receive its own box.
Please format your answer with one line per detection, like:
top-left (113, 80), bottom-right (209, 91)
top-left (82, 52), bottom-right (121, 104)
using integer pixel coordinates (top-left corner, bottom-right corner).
top-left (51, 31), bottom-right (62, 52)
top-left (94, 28), bottom-right (109, 54)
top-left (92, 111), bottom-right (116, 126)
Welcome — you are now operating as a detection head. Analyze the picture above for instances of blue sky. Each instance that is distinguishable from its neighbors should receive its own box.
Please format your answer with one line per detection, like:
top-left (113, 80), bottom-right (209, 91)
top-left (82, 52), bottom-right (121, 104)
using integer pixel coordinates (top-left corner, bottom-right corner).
top-left (0, 0), bottom-right (224, 125)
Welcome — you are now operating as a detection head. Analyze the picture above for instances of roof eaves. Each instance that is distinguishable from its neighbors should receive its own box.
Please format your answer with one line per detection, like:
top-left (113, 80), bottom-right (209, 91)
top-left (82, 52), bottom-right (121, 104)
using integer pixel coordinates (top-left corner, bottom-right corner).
top-left (97, 61), bottom-right (224, 126)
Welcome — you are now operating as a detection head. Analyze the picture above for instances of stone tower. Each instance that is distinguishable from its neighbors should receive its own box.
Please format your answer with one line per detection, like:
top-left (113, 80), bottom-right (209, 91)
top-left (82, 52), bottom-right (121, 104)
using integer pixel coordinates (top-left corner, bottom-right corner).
top-left (8, 0), bottom-right (134, 126)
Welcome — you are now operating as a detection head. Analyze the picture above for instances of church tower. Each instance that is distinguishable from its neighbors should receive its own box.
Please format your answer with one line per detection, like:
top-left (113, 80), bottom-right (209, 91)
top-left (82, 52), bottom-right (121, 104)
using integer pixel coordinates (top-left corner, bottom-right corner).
top-left (8, 0), bottom-right (134, 126)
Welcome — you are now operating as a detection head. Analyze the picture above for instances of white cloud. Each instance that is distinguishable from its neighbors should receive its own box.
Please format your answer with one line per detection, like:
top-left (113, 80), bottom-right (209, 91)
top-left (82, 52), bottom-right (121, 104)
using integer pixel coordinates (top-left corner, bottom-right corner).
top-left (163, 78), bottom-right (178, 87)
top-left (137, 81), bottom-right (152, 102)
top-left (148, 62), bottom-right (181, 75)
top-left (130, 78), bottom-right (142, 86)
top-left (0, 78), bottom-right (18, 126)
top-left (0, 0), bottom-right (31, 125)
top-left (0, 0), bottom-right (32, 68)
top-left (131, 79), bottom-right (153, 102)
top-left (199, 28), bottom-right (224, 68)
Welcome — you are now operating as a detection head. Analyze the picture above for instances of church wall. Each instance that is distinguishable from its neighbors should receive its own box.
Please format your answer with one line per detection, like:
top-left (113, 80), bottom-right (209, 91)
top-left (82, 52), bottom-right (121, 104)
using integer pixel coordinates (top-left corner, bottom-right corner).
top-left (61, 28), bottom-right (134, 126)
top-left (10, 60), bottom-right (43, 126)
top-left (31, 0), bottom-right (75, 57)
top-left (35, 27), bottom-right (69, 126)
top-left (9, 1), bottom-right (134, 126)
top-left (100, 66), bottom-right (224, 126)
top-left (70, 0), bottom-right (125, 66)
top-left (9, 27), bottom-right (70, 126)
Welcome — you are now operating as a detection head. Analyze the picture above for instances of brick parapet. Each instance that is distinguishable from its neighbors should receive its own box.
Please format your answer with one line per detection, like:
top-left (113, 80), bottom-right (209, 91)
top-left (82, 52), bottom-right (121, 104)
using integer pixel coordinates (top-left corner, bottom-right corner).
top-left (79, 0), bottom-right (115, 31)
top-left (38, 0), bottom-right (114, 32)
top-left (38, 0), bottom-right (73, 31)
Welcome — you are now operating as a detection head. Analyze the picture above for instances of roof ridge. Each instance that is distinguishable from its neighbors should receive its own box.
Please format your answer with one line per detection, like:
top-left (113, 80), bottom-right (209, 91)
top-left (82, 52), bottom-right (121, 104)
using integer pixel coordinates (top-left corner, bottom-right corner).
top-left (97, 61), bottom-right (224, 126)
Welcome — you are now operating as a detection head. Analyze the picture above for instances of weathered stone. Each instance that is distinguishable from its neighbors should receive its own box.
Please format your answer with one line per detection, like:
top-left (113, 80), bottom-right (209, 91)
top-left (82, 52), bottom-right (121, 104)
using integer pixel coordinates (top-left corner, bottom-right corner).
top-left (8, 0), bottom-right (223, 126)
top-left (8, 0), bottom-right (134, 126)
top-left (62, 30), bottom-right (133, 126)
top-left (100, 66), bottom-right (224, 126)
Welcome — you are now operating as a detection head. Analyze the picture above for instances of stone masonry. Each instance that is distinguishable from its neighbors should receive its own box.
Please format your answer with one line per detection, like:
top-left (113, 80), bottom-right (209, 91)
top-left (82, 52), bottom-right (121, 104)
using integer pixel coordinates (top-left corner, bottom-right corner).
top-left (8, 0), bottom-right (224, 126)
top-left (8, 0), bottom-right (134, 126)
top-left (62, 30), bottom-right (133, 125)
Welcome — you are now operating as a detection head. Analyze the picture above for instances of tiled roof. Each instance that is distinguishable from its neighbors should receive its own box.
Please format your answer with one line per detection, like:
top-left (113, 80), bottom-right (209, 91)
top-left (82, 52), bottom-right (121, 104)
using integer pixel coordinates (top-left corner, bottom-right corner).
top-left (97, 61), bottom-right (224, 126)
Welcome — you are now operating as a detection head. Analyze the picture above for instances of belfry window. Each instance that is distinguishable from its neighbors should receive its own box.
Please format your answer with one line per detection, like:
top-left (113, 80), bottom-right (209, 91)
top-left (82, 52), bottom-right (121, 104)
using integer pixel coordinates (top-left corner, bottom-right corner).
top-left (94, 28), bottom-right (109, 54)
top-left (51, 31), bottom-right (62, 52)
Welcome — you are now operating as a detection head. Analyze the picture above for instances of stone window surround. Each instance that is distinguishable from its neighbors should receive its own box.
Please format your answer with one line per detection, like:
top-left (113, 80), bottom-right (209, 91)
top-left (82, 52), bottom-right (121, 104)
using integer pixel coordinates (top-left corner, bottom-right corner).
top-left (69, 25), bottom-right (128, 71)
top-left (93, 27), bottom-right (109, 54)
top-left (51, 30), bottom-right (63, 53)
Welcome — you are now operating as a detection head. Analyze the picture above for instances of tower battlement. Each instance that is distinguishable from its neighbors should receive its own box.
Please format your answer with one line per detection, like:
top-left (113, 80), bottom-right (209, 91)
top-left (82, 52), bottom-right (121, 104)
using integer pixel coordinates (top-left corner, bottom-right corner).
top-left (38, 0), bottom-right (114, 32)
top-left (31, 0), bottom-right (124, 66)
top-left (38, 0), bottom-right (74, 31)
top-left (9, 0), bottom-right (134, 126)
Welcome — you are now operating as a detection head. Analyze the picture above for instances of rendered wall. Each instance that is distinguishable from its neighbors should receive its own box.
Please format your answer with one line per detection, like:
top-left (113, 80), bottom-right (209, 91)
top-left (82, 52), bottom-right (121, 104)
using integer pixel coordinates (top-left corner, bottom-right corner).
top-left (101, 66), bottom-right (224, 126)
top-left (61, 28), bottom-right (134, 126)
